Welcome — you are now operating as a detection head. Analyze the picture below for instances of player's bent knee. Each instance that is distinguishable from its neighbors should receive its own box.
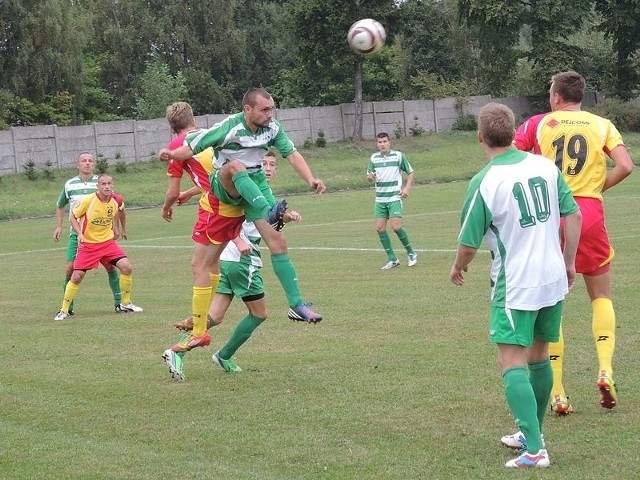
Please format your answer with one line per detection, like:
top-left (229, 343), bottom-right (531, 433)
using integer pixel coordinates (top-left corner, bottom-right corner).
top-left (265, 234), bottom-right (287, 254)
top-left (71, 270), bottom-right (86, 283)
top-left (117, 261), bottom-right (133, 276)
top-left (223, 160), bottom-right (246, 176)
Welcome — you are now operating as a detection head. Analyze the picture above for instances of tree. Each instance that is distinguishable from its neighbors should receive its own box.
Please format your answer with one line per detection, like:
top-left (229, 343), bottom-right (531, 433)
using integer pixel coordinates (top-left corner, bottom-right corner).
top-left (3, 0), bottom-right (635, 129)
top-left (85, 0), bottom-right (158, 116)
top-left (567, 28), bottom-right (616, 93)
top-left (77, 55), bottom-right (122, 123)
top-left (0, 0), bottom-right (89, 103)
top-left (134, 61), bottom-right (187, 119)
top-left (525, 0), bottom-right (593, 88)
top-left (595, 0), bottom-right (640, 99)
top-left (458, 0), bottom-right (589, 95)
top-left (0, 89), bottom-right (74, 127)
top-left (286, 0), bottom-right (394, 139)
top-left (232, 0), bottom-right (296, 96)
top-left (85, 0), bottom-right (244, 116)
top-left (457, 0), bottom-right (523, 95)
top-left (160, 0), bottom-right (246, 113)
top-left (393, 0), bottom-right (468, 99)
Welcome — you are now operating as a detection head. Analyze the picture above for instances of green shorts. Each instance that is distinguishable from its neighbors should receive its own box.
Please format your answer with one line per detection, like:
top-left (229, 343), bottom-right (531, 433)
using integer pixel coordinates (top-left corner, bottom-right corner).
top-left (65, 232), bottom-right (79, 262)
top-left (375, 200), bottom-right (403, 219)
top-left (216, 260), bottom-right (265, 301)
top-left (488, 301), bottom-right (563, 347)
top-left (210, 169), bottom-right (276, 223)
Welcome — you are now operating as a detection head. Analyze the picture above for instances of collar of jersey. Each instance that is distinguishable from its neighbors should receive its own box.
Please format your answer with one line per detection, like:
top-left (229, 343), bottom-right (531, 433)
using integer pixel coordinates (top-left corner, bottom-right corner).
top-left (491, 148), bottom-right (527, 165)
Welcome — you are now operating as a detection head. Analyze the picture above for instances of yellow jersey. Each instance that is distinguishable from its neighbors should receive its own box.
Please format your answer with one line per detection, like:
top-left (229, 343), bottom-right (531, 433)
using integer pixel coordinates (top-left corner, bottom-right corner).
top-left (72, 193), bottom-right (123, 243)
top-left (515, 110), bottom-right (625, 200)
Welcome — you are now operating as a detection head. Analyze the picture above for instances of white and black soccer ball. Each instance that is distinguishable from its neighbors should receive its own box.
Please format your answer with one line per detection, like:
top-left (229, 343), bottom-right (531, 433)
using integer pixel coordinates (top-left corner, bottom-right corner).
top-left (347, 18), bottom-right (386, 55)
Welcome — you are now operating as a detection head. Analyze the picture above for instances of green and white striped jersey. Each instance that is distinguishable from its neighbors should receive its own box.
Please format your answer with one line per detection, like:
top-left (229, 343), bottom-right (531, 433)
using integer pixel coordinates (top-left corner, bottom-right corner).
top-left (56, 175), bottom-right (99, 232)
top-left (186, 112), bottom-right (296, 171)
top-left (458, 149), bottom-right (578, 310)
top-left (367, 150), bottom-right (413, 203)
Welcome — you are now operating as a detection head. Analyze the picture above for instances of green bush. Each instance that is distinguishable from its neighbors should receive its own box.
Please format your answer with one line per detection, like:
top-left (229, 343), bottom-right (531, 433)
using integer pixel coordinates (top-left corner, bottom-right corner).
top-left (96, 155), bottom-right (109, 174)
top-left (394, 122), bottom-right (404, 139)
top-left (315, 130), bottom-right (327, 148)
top-left (588, 98), bottom-right (640, 132)
top-left (42, 160), bottom-right (56, 181)
top-left (452, 114), bottom-right (478, 131)
top-left (115, 161), bottom-right (128, 174)
top-left (409, 116), bottom-right (425, 136)
top-left (23, 160), bottom-right (38, 181)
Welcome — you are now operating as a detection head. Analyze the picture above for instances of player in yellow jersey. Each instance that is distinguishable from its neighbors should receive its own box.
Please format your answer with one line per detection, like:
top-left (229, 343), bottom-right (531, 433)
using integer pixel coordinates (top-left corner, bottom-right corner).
top-left (515, 71), bottom-right (634, 413)
top-left (54, 174), bottom-right (143, 321)
top-left (160, 102), bottom-right (244, 353)
top-left (53, 152), bottom-right (127, 314)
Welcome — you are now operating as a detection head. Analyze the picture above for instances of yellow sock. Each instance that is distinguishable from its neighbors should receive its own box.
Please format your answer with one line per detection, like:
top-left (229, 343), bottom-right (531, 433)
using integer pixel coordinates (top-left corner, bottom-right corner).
top-left (210, 272), bottom-right (221, 292)
top-left (549, 324), bottom-right (567, 398)
top-left (592, 297), bottom-right (615, 376)
top-left (192, 286), bottom-right (213, 336)
top-left (119, 274), bottom-right (133, 304)
top-left (61, 282), bottom-right (80, 312)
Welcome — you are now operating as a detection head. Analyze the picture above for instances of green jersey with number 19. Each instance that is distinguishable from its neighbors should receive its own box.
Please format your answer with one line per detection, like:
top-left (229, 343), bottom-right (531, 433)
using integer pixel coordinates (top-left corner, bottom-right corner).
top-left (458, 149), bottom-right (578, 311)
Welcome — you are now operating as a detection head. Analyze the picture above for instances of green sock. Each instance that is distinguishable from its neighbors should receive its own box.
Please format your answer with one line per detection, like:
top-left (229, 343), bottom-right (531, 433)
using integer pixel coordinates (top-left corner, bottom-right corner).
top-left (528, 359), bottom-right (553, 431)
top-left (108, 269), bottom-right (122, 305)
top-left (232, 171), bottom-right (270, 218)
top-left (378, 231), bottom-right (396, 261)
top-left (64, 277), bottom-right (75, 312)
top-left (395, 227), bottom-right (414, 255)
top-left (271, 253), bottom-right (303, 308)
top-left (503, 366), bottom-right (543, 453)
top-left (219, 314), bottom-right (264, 360)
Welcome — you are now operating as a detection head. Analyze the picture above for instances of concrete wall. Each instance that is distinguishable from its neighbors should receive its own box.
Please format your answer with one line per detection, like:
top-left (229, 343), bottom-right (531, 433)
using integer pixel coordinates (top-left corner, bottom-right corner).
top-left (0, 94), bottom-right (556, 176)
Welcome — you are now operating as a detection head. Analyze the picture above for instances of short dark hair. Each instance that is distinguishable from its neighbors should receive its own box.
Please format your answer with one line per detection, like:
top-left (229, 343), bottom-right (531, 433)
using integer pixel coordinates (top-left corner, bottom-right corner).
top-left (376, 132), bottom-right (389, 139)
top-left (242, 88), bottom-right (271, 108)
top-left (478, 102), bottom-right (515, 148)
top-left (550, 71), bottom-right (585, 103)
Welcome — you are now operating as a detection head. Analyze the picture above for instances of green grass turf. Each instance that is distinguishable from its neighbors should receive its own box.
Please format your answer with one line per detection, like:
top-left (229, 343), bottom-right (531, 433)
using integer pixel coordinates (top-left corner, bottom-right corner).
top-left (1, 168), bottom-right (639, 478)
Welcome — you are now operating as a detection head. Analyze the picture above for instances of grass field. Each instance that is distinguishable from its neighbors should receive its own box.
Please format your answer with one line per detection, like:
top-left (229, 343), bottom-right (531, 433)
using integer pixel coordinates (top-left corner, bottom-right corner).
top-left (1, 163), bottom-right (639, 478)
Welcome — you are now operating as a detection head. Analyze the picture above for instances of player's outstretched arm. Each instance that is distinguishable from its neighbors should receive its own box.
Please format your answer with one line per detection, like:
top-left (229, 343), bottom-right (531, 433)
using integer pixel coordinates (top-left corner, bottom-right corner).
top-left (284, 210), bottom-right (302, 224)
top-left (287, 150), bottom-right (326, 194)
top-left (158, 146), bottom-right (194, 162)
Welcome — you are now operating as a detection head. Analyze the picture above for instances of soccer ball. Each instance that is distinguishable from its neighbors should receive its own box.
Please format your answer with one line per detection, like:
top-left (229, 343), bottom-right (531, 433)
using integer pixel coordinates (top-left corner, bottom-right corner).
top-left (347, 19), bottom-right (386, 55)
